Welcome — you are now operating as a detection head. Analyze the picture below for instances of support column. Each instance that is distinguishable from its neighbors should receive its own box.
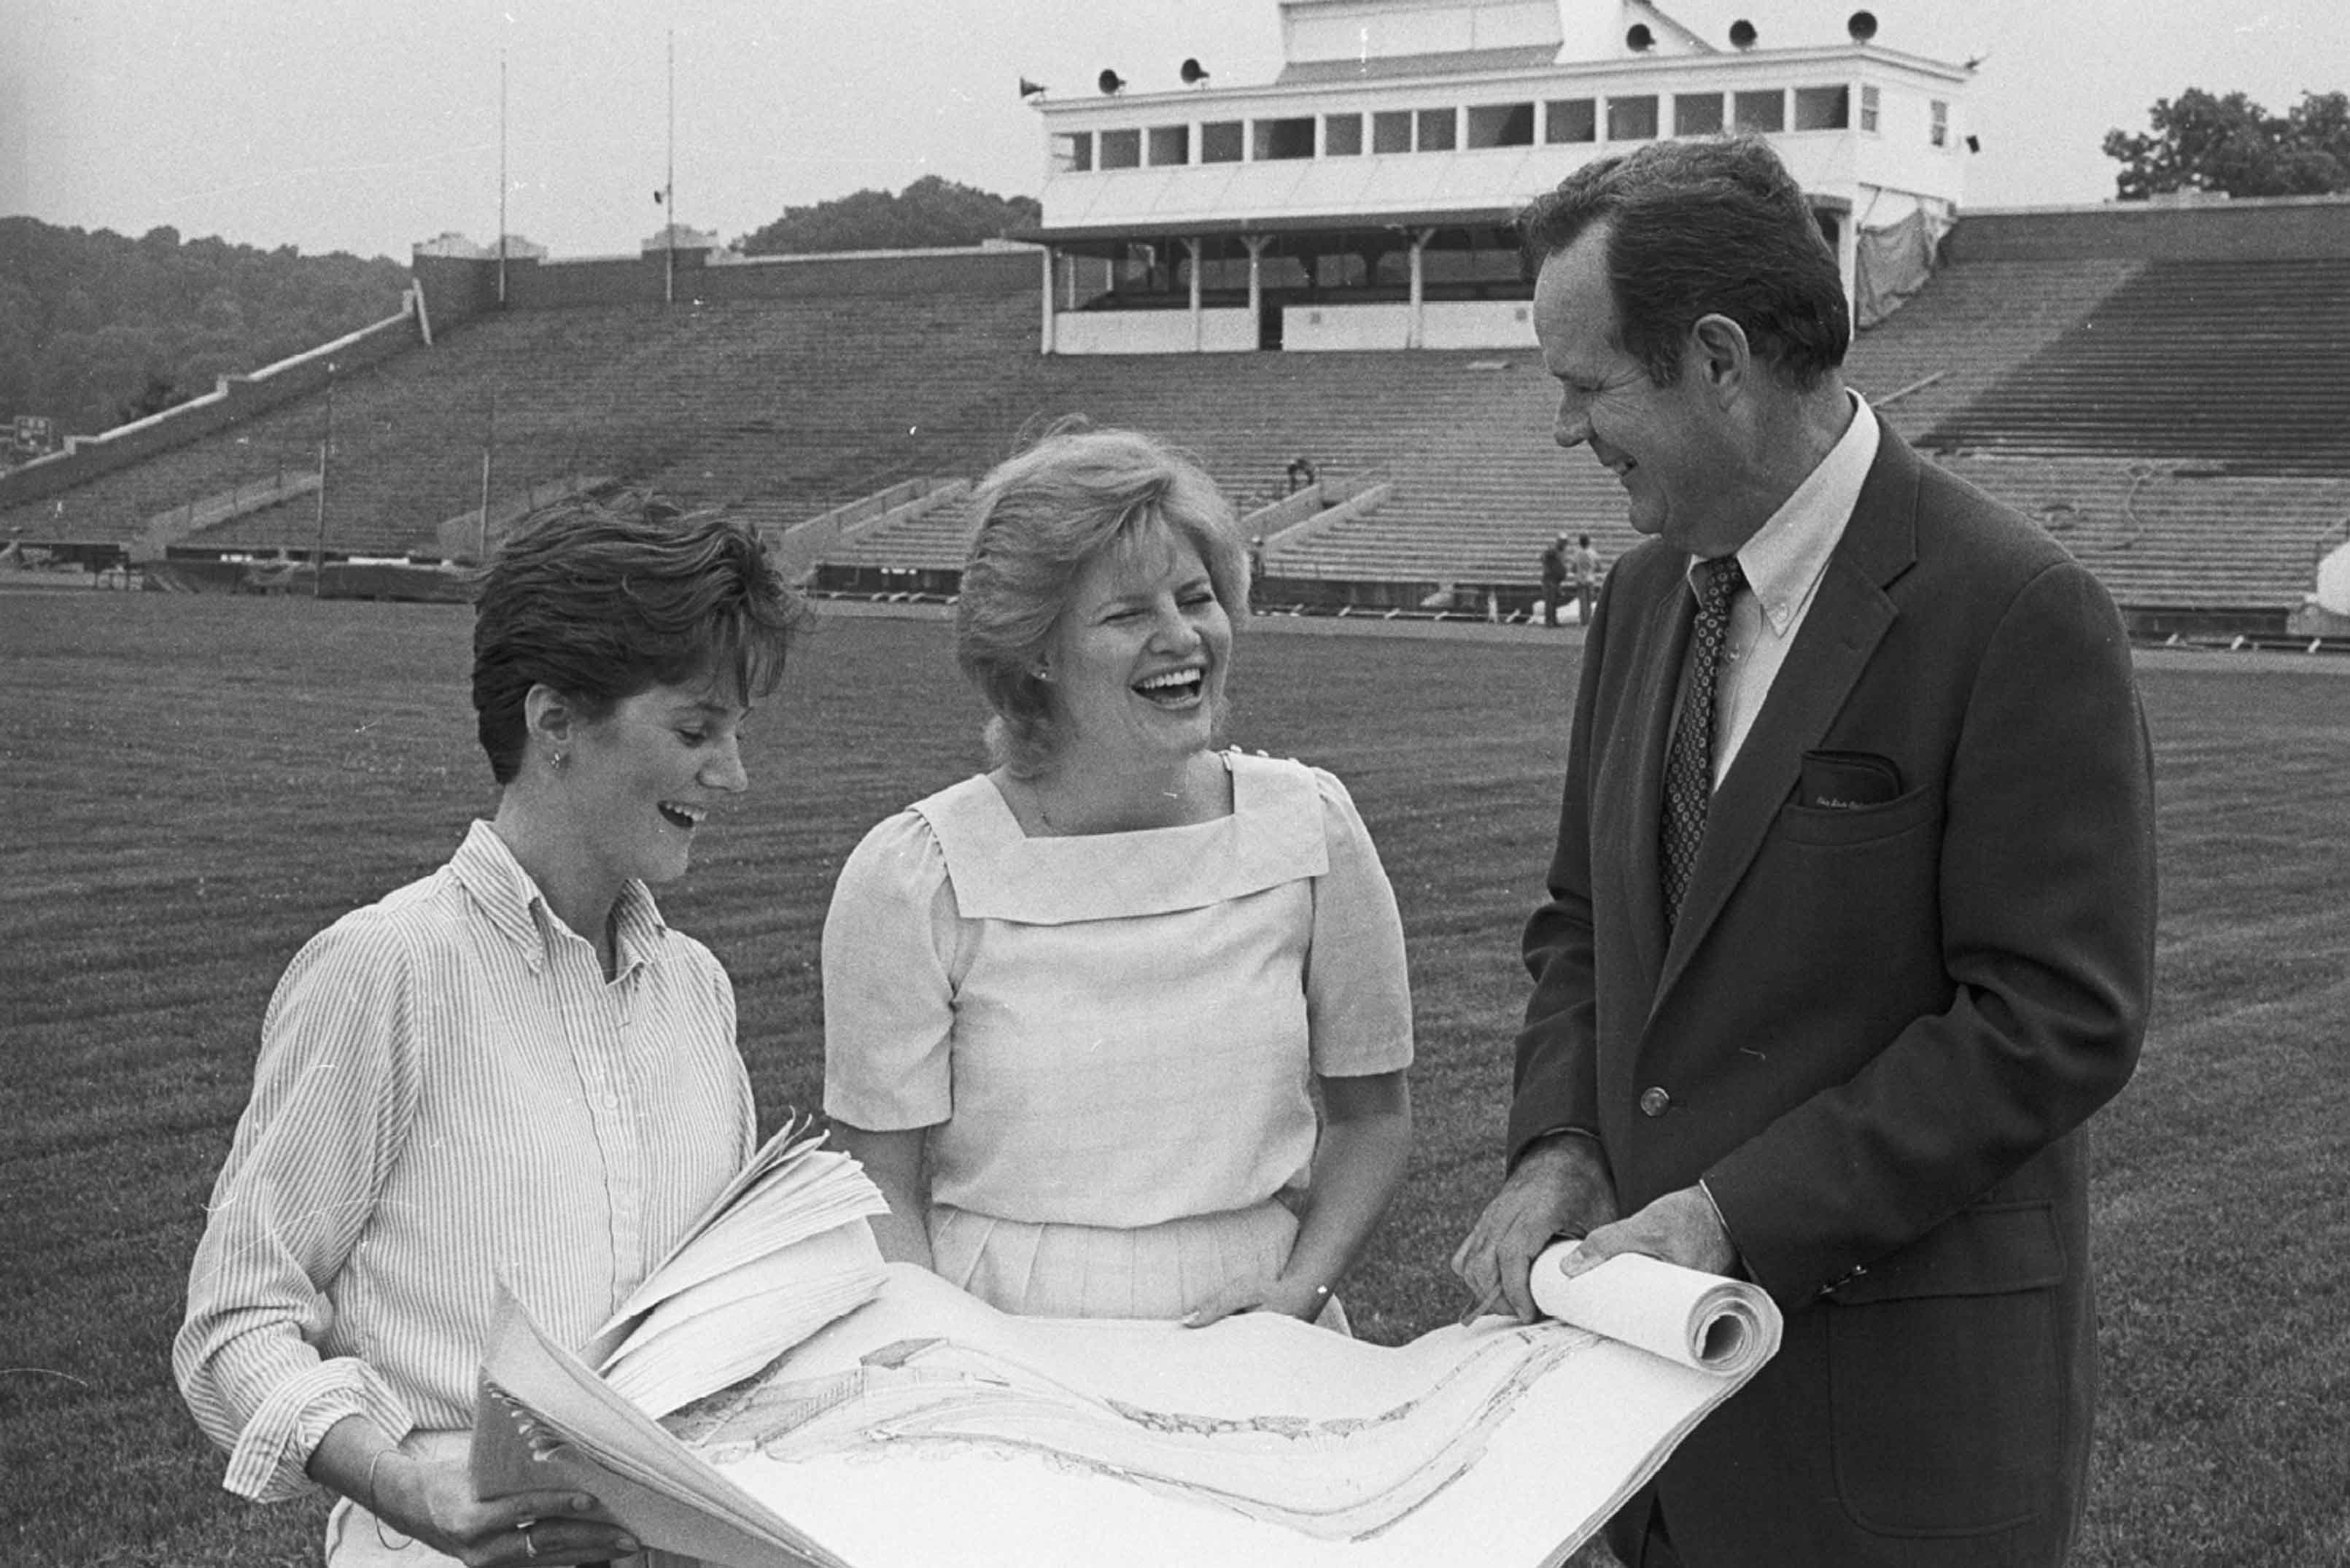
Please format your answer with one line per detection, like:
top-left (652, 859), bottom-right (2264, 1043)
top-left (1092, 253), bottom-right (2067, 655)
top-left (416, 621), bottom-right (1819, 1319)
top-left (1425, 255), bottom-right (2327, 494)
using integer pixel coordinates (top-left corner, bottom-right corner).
top-left (1407, 229), bottom-right (1433, 349)
top-left (1187, 238), bottom-right (1205, 352)
top-left (1834, 210), bottom-right (1859, 325)
top-left (1244, 236), bottom-right (1268, 352)
top-left (1039, 244), bottom-right (1056, 356)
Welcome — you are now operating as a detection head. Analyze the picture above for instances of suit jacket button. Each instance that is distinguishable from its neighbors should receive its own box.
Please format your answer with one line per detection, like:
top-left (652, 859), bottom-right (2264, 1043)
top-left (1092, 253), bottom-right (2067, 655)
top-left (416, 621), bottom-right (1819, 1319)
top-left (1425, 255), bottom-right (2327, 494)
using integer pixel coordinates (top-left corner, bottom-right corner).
top-left (1638, 1086), bottom-right (1672, 1118)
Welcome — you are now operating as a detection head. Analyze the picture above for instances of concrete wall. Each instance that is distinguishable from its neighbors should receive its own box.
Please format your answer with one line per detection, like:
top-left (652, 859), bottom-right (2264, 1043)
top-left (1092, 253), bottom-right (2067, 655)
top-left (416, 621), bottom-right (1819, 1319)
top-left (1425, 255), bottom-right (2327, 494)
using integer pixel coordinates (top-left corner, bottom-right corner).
top-left (1419, 297), bottom-right (1540, 349)
top-left (1278, 298), bottom-right (1537, 351)
top-left (1286, 303), bottom-right (1414, 351)
top-left (1055, 308), bottom-right (1255, 354)
top-left (412, 244), bottom-right (1037, 325)
top-left (1951, 195), bottom-right (2350, 263)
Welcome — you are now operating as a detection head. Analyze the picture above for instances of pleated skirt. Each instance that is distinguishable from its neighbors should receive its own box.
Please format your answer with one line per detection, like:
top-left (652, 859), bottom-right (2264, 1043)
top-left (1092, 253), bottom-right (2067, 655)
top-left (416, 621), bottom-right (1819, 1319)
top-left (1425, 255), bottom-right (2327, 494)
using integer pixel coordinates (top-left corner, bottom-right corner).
top-left (928, 1197), bottom-right (1349, 1332)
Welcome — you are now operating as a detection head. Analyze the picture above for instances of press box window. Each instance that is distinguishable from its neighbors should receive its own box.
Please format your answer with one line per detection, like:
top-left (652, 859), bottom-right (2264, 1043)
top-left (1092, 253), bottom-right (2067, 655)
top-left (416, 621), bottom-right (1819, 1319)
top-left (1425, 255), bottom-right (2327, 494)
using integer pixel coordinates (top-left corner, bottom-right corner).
top-left (1147, 125), bottom-right (1189, 166)
top-left (1930, 99), bottom-right (1949, 147)
top-left (1545, 98), bottom-right (1597, 143)
top-left (1674, 93), bottom-right (1723, 136)
top-left (1054, 132), bottom-right (1093, 174)
top-left (1373, 110), bottom-right (1414, 153)
top-left (1417, 108), bottom-right (1457, 151)
top-left (1325, 113), bottom-right (1364, 155)
top-left (1793, 86), bottom-right (1850, 131)
top-left (1467, 102), bottom-right (1535, 148)
top-left (1733, 90), bottom-right (1785, 133)
top-left (1201, 120), bottom-right (1244, 163)
top-left (1860, 85), bottom-right (1880, 133)
top-left (1099, 128), bottom-right (1141, 170)
top-left (1607, 96), bottom-right (1659, 141)
top-left (1254, 116), bottom-right (1315, 160)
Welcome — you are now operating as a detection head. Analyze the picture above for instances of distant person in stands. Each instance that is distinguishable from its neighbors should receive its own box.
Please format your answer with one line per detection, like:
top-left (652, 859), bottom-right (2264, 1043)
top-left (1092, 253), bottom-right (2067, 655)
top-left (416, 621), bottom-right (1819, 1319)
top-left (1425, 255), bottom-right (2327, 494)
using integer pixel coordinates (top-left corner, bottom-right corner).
top-left (1540, 532), bottom-right (1570, 626)
top-left (177, 492), bottom-right (806, 1568)
top-left (1571, 532), bottom-right (1604, 626)
top-left (823, 423), bottom-right (1413, 1331)
top-left (1285, 454), bottom-right (1317, 494)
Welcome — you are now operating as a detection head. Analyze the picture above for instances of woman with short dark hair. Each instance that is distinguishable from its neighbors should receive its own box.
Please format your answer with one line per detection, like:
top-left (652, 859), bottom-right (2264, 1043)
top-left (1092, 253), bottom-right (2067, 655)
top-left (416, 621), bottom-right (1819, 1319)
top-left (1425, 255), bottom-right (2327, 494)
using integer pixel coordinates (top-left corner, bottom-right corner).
top-left (823, 425), bottom-right (1414, 1331)
top-left (176, 491), bottom-right (804, 1567)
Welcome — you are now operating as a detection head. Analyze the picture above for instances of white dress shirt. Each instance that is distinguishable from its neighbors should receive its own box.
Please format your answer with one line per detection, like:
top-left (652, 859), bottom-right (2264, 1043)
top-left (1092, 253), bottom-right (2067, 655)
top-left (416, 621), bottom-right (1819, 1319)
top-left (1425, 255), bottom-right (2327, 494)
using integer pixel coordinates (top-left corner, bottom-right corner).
top-left (1693, 392), bottom-right (1882, 784)
top-left (174, 820), bottom-right (754, 1502)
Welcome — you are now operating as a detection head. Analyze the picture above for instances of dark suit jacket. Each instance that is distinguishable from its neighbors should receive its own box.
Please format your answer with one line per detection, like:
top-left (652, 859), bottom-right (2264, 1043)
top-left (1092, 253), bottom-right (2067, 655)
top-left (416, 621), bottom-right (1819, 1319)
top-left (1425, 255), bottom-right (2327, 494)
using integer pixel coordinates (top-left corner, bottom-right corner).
top-left (1510, 426), bottom-right (2156, 1567)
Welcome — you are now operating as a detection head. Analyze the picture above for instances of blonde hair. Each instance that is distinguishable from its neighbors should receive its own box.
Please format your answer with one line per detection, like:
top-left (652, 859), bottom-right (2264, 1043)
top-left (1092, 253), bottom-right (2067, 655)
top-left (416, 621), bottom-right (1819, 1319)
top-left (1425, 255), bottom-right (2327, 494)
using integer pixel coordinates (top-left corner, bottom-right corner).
top-left (955, 423), bottom-right (1248, 777)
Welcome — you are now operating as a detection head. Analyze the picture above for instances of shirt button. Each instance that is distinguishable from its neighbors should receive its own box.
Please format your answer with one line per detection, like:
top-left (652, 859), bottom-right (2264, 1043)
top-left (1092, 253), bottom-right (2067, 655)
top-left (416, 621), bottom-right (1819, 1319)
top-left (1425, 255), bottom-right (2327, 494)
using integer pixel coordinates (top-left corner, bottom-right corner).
top-left (1639, 1086), bottom-right (1672, 1118)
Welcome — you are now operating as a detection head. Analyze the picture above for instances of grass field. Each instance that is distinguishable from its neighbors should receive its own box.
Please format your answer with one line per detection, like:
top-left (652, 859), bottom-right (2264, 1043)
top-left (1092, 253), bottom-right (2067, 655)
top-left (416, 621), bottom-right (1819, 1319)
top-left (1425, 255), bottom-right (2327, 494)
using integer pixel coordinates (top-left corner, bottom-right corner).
top-left (4, 591), bottom-right (2346, 1567)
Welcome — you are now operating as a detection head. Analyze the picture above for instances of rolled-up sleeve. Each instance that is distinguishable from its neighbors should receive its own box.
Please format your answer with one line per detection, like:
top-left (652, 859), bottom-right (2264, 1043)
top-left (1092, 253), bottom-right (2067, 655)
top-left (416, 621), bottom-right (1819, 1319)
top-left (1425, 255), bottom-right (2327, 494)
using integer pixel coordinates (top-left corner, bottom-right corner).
top-left (822, 811), bottom-right (961, 1130)
top-left (172, 917), bottom-right (419, 1502)
top-left (1303, 767), bottom-right (1415, 1076)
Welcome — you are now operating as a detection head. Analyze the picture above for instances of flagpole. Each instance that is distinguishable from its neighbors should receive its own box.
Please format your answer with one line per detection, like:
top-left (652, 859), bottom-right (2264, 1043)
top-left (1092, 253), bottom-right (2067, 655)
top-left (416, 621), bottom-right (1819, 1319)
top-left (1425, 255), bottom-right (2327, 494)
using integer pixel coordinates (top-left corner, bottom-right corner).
top-left (497, 54), bottom-right (509, 306)
top-left (478, 383), bottom-right (497, 562)
top-left (664, 29), bottom-right (676, 308)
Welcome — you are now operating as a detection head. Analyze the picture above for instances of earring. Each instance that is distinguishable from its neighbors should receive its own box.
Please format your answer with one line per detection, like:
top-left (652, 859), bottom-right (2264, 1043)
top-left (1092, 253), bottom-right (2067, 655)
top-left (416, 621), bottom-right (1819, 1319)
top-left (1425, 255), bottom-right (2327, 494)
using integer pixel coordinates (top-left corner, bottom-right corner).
top-left (551, 750), bottom-right (570, 770)
top-left (1032, 667), bottom-right (1051, 682)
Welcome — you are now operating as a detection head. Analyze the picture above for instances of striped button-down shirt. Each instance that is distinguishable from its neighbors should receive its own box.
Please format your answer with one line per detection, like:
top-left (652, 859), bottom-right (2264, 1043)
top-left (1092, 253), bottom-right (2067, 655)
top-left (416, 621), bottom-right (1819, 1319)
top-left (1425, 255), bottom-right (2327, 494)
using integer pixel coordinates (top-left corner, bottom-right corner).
top-left (174, 820), bottom-right (754, 1502)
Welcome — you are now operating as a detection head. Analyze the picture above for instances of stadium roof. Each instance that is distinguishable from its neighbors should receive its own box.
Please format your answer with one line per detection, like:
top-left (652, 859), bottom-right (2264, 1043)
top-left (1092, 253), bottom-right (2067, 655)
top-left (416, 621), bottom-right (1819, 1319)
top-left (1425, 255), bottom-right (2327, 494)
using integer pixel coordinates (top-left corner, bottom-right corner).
top-left (1273, 45), bottom-right (1561, 85)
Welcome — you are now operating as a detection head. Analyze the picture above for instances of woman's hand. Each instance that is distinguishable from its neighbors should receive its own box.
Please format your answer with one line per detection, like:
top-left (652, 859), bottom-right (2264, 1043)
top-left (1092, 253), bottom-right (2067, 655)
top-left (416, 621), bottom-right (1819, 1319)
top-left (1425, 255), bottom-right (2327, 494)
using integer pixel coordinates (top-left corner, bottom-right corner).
top-left (1200, 1071), bottom-right (1409, 1331)
top-left (1182, 1273), bottom-right (1331, 1328)
top-left (373, 1448), bottom-right (637, 1567)
top-left (310, 1419), bottom-right (637, 1567)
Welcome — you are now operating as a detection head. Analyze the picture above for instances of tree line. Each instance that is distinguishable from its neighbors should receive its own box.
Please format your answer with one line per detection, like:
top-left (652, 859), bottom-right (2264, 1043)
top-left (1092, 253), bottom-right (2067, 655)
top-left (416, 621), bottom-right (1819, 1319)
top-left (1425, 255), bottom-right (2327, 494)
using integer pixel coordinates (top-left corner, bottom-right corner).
top-left (734, 175), bottom-right (1039, 257)
top-left (0, 220), bottom-right (411, 444)
top-left (2105, 89), bottom-right (2350, 200)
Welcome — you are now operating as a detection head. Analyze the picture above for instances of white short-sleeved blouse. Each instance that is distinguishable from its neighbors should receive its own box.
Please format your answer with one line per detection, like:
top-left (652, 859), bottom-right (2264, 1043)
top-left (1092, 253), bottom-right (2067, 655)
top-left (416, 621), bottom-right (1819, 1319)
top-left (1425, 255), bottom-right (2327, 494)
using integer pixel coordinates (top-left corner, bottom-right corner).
top-left (822, 751), bottom-right (1413, 1230)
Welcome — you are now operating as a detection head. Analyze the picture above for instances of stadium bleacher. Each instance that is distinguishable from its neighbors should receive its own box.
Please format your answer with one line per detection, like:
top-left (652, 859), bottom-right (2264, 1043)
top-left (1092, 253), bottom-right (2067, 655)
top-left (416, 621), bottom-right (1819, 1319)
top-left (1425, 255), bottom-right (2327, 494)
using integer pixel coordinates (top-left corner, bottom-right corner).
top-left (1925, 258), bottom-right (2350, 473)
top-left (4, 208), bottom-right (2346, 634)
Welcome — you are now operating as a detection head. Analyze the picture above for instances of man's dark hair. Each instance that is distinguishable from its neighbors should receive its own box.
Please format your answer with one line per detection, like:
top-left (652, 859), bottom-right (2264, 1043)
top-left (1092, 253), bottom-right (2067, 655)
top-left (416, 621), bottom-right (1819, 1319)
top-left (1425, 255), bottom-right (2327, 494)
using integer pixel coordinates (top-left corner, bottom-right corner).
top-left (471, 489), bottom-right (807, 785)
top-left (1518, 136), bottom-right (1848, 391)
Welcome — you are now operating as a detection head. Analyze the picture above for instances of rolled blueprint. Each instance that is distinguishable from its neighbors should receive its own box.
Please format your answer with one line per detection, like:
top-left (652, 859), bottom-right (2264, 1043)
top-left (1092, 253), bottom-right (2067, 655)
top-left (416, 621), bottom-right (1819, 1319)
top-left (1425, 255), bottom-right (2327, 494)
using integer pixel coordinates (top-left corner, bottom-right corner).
top-left (1529, 1242), bottom-right (1778, 1378)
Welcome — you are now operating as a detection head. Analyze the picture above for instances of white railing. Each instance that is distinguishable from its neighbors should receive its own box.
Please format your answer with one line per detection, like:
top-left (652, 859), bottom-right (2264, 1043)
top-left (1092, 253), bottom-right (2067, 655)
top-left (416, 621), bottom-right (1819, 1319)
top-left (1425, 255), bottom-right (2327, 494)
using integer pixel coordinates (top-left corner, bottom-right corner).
top-left (131, 470), bottom-right (322, 562)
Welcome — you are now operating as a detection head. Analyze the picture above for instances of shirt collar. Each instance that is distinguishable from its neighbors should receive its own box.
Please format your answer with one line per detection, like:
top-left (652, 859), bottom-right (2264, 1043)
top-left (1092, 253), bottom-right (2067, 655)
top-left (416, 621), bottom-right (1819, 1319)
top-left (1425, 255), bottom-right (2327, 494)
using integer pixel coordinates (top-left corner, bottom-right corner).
top-left (449, 819), bottom-right (670, 978)
top-left (1691, 391), bottom-right (1880, 634)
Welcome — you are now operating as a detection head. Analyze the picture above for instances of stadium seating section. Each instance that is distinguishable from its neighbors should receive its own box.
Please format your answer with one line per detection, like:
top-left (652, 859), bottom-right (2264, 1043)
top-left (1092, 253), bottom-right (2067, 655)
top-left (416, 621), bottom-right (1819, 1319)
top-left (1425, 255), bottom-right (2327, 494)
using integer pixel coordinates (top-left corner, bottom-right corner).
top-left (5, 244), bottom-right (2346, 625)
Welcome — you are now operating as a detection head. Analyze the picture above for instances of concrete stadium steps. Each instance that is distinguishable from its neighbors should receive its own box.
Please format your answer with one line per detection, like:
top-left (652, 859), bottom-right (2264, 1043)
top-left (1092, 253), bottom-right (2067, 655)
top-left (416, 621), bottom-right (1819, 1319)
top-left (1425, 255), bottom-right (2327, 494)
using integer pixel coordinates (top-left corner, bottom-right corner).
top-left (1842, 259), bottom-right (2144, 443)
top-left (1271, 459), bottom-right (1643, 584)
top-left (1937, 456), bottom-right (2349, 609)
top-left (957, 348), bottom-right (1634, 587)
top-left (1923, 259), bottom-right (2350, 473)
top-left (821, 489), bottom-right (981, 571)
top-left (1, 288), bottom-right (1049, 557)
top-left (7, 247), bottom-right (2341, 618)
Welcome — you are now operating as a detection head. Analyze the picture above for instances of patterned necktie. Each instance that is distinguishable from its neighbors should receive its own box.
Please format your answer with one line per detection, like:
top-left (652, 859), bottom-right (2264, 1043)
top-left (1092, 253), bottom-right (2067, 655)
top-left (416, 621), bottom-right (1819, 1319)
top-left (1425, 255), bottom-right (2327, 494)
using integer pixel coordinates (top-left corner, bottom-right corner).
top-left (1660, 554), bottom-right (1746, 934)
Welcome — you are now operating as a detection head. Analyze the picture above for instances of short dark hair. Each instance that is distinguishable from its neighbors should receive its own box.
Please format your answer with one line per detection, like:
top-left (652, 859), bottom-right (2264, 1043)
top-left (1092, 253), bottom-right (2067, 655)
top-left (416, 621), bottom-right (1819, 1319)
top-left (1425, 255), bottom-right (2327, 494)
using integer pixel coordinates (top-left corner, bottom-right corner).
top-left (1518, 136), bottom-right (1847, 391)
top-left (471, 489), bottom-right (807, 784)
top-left (957, 423), bottom-right (1248, 777)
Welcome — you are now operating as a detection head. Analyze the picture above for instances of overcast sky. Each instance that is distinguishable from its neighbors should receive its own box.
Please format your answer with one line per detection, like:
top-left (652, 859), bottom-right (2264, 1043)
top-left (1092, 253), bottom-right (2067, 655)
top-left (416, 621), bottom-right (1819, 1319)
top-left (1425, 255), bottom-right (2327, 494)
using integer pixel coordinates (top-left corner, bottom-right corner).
top-left (3, 0), bottom-right (2342, 262)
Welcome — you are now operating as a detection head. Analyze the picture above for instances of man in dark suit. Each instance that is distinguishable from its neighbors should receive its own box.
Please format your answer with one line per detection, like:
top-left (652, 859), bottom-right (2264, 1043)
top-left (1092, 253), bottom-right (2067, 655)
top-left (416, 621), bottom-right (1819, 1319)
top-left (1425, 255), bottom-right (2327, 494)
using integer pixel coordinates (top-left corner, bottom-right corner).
top-left (1451, 138), bottom-right (2156, 1567)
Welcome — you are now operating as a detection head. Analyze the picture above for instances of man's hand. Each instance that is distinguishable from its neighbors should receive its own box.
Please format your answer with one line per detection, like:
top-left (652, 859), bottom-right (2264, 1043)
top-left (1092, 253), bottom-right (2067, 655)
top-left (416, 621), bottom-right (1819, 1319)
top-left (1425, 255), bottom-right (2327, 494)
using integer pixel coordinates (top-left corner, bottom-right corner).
top-left (1554, 1185), bottom-right (1737, 1283)
top-left (1450, 1134), bottom-right (1618, 1323)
